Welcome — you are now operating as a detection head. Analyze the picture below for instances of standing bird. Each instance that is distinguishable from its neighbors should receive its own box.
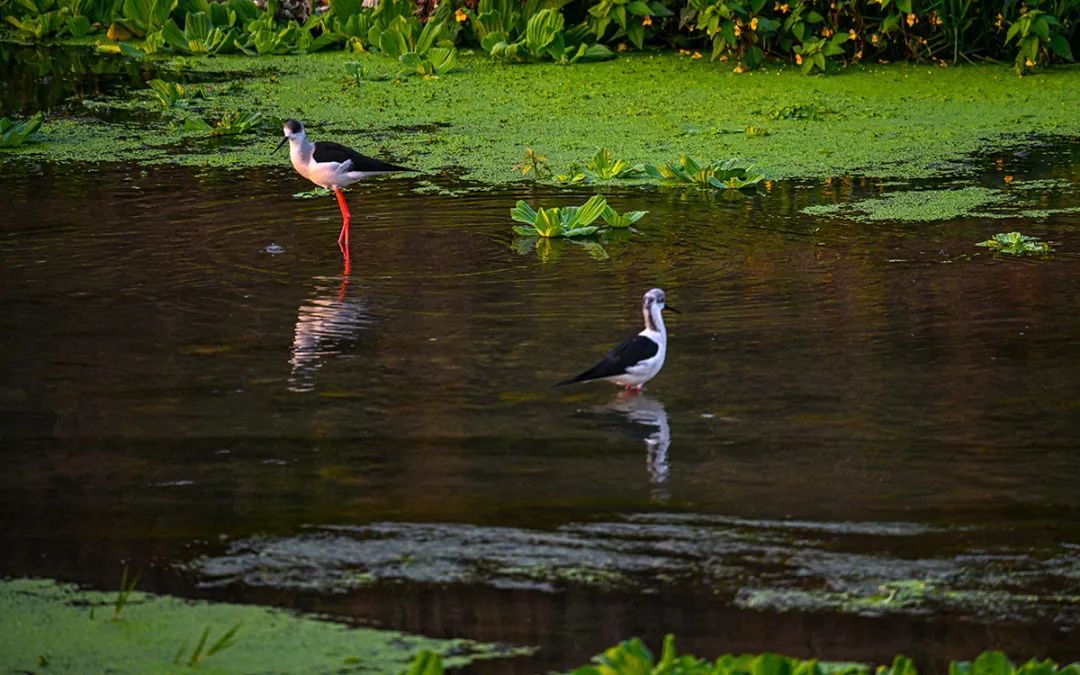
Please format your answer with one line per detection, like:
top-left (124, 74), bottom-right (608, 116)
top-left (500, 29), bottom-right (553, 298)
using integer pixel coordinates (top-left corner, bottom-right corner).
top-left (273, 119), bottom-right (414, 249)
top-left (557, 288), bottom-right (678, 391)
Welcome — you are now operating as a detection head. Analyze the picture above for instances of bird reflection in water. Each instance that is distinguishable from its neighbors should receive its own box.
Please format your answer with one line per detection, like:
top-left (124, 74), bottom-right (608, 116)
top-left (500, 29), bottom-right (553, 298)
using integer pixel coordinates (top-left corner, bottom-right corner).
top-left (287, 248), bottom-right (373, 393)
top-left (603, 391), bottom-right (672, 503)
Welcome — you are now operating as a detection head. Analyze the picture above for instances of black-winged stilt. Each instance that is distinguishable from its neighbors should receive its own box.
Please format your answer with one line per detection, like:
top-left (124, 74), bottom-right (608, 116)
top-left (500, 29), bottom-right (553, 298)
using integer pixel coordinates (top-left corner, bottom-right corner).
top-left (273, 119), bottom-right (414, 249)
top-left (557, 288), bottom-right (678, 391)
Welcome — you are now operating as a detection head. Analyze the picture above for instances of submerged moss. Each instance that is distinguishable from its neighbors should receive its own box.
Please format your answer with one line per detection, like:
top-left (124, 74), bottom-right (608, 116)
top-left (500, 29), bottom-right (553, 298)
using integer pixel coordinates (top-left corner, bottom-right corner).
top-left (0, 578), bottom-right (523, 673)
top-left (5, 45), bottom-right (1080, 185)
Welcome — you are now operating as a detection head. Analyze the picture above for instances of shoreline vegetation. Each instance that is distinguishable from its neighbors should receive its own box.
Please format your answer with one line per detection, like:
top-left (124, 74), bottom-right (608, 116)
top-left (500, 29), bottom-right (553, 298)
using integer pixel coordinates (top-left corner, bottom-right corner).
top-left (1, 46), bottom-right (1079, 186)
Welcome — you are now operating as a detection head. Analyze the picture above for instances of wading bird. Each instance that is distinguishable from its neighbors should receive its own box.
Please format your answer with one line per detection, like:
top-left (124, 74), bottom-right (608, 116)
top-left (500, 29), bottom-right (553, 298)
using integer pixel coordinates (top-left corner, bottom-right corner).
top-left (274, 119), bottom-right (413, 249)
top-left (557, 288), bottom-right (677, 391)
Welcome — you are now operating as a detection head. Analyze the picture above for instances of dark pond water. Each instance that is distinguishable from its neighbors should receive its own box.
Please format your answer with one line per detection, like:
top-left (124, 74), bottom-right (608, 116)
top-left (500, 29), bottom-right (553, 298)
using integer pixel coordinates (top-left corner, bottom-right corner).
top-left (1, 138), bottom-right (1079, 671)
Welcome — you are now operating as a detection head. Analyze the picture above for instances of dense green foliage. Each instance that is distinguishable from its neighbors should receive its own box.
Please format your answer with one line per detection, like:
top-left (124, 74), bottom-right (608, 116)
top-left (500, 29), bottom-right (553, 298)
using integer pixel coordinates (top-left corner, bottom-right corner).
top-left (405, 638), bottom-right (1080, 675)
top-left (1, 0), bottom-right (1076, 74)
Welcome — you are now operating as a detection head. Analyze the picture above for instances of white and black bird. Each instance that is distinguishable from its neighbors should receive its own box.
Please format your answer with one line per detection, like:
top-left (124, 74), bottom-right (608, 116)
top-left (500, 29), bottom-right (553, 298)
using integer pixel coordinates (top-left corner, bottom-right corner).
top-left (557, 288), bottom-right (677, 391)
top-left (273, 119), bottom-right (414, 249)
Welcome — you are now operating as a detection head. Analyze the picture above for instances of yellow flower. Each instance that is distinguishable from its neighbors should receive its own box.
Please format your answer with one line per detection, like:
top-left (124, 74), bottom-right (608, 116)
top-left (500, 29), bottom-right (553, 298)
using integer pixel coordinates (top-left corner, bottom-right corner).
top-left (642, 15), bottom-right (652, 26)
top-left (906, 13), bottom-right (917, 26)
top-left (1025, 58), bottom-right (1036, 67)
top-left (854, 49), bottom-right (863, 59)
top-left (749, 17), bottom-right (758, 31)
top-left (733, 65), bottom-right (745, 73)
top-left (871, 33), bottom-right (879, 44)
top-left (1004, 175), bottom-right (1014, 184)
top-left (777, 2), bottom-right (789, 13)
top-left (454, 7), bottom-right (467, 22)
top-left (692, 51), bottom-right (703, 59)
top-left (934, 14), bottom-right (943, 25)
top-left (995, 13), bottom-right (1004, 28)
top-left (734, 23), bottom-right (742, 37)
top-left (822, 27), bottom-right (833, 37)
top-left (795, 53), bottom-right (803, 64)
top-left (848, 28), bottom-right (857, 40)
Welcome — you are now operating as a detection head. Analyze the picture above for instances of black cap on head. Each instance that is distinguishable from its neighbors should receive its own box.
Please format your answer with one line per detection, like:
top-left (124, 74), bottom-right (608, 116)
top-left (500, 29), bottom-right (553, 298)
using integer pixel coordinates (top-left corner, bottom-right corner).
top-left (283, 119), bottom-right (303, 134)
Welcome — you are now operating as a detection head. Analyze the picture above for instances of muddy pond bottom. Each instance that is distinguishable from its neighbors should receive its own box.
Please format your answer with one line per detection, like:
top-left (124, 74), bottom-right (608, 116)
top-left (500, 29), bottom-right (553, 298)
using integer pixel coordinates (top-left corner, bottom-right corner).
top-left (1, 153), bottom-right (1079, 672)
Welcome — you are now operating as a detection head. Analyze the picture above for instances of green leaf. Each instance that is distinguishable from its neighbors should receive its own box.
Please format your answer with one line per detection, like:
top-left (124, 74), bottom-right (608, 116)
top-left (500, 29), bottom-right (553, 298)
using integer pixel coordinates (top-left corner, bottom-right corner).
top-left (510, 200), bottom-right (537, 224)
top-left (1049, 33), bottom-right (1072, 59)
top-left (404, 650), bottom-right (444, 675)
top-left (627, 1), bottom-right (651, 16)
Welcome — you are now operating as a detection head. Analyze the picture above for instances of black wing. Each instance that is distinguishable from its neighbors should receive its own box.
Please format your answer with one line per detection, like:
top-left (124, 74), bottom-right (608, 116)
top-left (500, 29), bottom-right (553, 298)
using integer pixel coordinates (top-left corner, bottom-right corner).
top-left (556, 334), bottom-right (659, 386)
top-left (312, 141), bottom-right (414, 172)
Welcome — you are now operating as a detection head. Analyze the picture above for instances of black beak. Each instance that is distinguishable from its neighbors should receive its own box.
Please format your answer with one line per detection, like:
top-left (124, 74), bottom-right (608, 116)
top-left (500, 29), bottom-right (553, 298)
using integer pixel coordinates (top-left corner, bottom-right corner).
top-left (664, 305), bottom-right (681, 314)
top-left (272, 136), bottom-right (288, 155)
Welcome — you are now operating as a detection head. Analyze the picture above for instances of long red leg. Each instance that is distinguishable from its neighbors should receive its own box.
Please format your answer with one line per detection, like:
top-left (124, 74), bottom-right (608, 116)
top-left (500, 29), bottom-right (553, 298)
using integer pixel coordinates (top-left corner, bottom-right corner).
top-left (334, 187), bottom-right (351, 248)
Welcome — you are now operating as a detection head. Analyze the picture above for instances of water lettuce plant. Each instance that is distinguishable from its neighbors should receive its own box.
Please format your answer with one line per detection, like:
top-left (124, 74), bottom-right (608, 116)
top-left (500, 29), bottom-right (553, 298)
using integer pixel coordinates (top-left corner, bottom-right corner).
top-left (470, 1), bottom-right (615, 64)
top-left (975, 231), bottom-right (1053, 255)
top-left (0, 113), bottom-right (44, 148)
top-left (161, 10), bottom-right (238, 55)
top-left (147, 78), bottom-right (186, 107)
top-left (645, 156), bottom-right (764, 192)
top-left (183, 111), bottom-right (263, 135)
top-left (511, 194), bottom-right (646, 238)
top-left (558, 147), bottom-right (644, 183)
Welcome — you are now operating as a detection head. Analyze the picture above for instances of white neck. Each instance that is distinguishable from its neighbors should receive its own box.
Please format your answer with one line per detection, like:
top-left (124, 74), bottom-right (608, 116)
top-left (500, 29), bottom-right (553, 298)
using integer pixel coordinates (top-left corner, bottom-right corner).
top-left (643, 303), bottom-right (665, 335)
top-left (289, 133), bottom-right (313, 162)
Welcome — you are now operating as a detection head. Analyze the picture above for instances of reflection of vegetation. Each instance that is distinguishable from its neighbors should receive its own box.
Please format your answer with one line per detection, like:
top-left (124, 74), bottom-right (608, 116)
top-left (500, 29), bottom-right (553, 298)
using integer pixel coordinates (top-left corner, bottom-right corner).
top-left (976, 231), bottom-right (1053, 255)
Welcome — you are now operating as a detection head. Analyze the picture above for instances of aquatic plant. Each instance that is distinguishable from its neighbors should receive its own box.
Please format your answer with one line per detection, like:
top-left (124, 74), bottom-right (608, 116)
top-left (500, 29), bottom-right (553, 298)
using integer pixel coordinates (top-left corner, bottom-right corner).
top-left (557, 147), bottom-right (644, 183)
top-left (470, 1), bottom-right (615, 64)
top-left (293, 187), bottom-right (333, 199)
top-left (398, 46), bottom-right (458, 77)
top-left (344, 60), bottom-right (394, 82)
top-left (176, 622), bottom-right (241, 667)
top-left (975, 232), bottom-right (1053, 255)
top-left (513, 147), bottom-right (551, 179)
top-left (183, 111), bottom-right (263, 135)
top-left (404, 636), bottom-right (1080, 675)
top-left (147, 78), bottom-right (187, 107)
top-left (644, 156), bottom-right (764, 192)
top-left (511, 194), bottom-right (646, 238)
top-left (0, 113), bottom-right (44, 148)
top-left (161, 10), bottom-right (238, 55)
top-left (405, 650), bottom-right (444, 675)
top-left (112, 566), bottom-right (141, 620)
top-left (116, 0), bottom-right (176, 37)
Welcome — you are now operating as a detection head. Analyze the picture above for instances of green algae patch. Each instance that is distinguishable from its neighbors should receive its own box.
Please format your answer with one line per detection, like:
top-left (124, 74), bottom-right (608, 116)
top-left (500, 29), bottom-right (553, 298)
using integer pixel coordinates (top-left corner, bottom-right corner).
top-left (802, 186), bottom-right (1013, 222)
top-left (0, 578), bottom-right (524, 673)
top-left (5, 43), bottom-right (1080, 185)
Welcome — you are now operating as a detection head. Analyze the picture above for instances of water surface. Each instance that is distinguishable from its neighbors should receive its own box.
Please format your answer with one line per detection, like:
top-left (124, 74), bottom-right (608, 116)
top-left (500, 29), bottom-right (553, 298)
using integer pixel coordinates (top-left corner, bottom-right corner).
top-left (1, 145), bottom-right (1079, 671)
